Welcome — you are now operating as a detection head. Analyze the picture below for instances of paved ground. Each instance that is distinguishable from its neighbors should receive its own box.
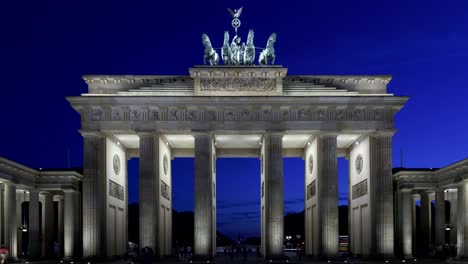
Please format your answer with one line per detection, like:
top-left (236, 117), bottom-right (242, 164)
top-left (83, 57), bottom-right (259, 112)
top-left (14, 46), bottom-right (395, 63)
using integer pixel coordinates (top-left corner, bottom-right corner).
top-left (8, 256), bottom-right (456, 264)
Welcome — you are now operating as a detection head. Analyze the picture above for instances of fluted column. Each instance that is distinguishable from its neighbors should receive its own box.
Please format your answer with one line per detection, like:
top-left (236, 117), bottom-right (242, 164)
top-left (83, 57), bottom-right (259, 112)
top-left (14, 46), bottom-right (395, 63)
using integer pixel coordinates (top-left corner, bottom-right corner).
top-left (434, 189), bottom-right (446, 248)
top-left (400, 190), bottom-right (413, 257)
top-left (64, 189), bottom-right (80, 259)
top-left (457, 180), bottom-right (468, 259)
top-left (41, 192), bottom-right (54, 258)
top-left (194, 133), bottom-right (215, 258)
top-left (369, 133), bottom-right (394, 256)
top-left (138, 133), bottom-right (160, 257)
top-left (420, 191), bottom-right (432, 255)
top-left (263, 134), bottom-right (284, 259)
top-left (57, 196), bottom-right (65, 257)
top-left (446, 191), bottom-right (457, 245)
top-left (82, 132), bottom-right (106, 258)
top-left (411, 194), bottom-right (418, 255)
top-left (0, 184), bottom-right (3, 251)
top-left (4, 183), bottom-right (17, 259)
top-left (29, 189), bottom-right (41, 259)
top-left (317, 134), bottom-right (338, 257)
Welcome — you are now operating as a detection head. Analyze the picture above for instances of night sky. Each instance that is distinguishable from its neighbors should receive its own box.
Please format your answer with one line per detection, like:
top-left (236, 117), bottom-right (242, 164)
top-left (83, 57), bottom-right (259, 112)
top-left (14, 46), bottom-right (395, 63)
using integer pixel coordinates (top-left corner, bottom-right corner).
top-left (1, 0), bottom-right (467, 239)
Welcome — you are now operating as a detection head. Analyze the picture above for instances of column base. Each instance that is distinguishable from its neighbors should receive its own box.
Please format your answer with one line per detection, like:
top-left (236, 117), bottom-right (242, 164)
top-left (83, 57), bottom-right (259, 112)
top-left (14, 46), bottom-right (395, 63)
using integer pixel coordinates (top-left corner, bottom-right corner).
top-left (189, 255), bottom-right (214, 263)
top-left (447, 257), bottom-right (468, 263)
top-left (264, 254), bottom-right (290, 263)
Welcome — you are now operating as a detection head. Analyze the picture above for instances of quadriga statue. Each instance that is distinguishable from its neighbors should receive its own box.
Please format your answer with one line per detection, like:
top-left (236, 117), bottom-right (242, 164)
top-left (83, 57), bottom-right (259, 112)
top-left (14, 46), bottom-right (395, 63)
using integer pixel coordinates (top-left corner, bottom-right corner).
top-left (221, 31), bottom-right (233, 65)
top-left (202, 33), bottom-right (219, 65)
top-left (243, 29), bottom-right (255, 65)
top-left (259, 32), bottom-right (276, 65)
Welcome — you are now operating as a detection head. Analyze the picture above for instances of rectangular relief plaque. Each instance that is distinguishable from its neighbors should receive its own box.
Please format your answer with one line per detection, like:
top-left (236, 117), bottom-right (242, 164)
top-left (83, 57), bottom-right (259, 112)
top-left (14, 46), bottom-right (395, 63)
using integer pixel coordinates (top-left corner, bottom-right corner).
top-left (109, 180), bottom-right (125, 201)
top-left (307, 180), bottom-right (316, 200)
top-left (161, 180), bottom-right (171, 201)
top-left (352, 179), bottom-right (368, 200)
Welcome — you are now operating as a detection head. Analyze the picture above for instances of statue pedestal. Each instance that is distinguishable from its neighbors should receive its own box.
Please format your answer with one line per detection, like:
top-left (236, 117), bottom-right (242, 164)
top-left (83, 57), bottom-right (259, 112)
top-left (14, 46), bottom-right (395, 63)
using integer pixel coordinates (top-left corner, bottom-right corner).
top-left (189, 65), bottom-right (287, 96)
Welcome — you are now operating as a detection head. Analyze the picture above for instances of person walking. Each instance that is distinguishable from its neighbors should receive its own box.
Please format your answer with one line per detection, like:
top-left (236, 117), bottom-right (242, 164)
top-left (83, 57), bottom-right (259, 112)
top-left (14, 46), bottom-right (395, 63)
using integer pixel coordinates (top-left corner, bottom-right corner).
top-left (0, 245), bottom-right (8, 264)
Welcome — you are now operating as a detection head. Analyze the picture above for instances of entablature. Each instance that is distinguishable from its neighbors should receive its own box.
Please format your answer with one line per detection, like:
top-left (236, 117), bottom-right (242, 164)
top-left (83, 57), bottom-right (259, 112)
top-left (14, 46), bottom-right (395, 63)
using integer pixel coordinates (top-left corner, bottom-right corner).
top-left (393, 158), bottom-right (468, 191)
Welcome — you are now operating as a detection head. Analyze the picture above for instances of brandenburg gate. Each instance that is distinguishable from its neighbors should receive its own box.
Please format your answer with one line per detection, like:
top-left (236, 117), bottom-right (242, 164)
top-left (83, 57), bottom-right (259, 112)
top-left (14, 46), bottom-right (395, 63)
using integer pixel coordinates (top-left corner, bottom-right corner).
top-left (67, 63), bottom-right (407, 260)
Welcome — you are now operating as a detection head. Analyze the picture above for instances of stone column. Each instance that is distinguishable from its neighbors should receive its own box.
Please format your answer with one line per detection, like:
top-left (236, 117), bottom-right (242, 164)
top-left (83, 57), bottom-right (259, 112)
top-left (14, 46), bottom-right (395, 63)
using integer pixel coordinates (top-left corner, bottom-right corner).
top-left (369, 133), bottom-right (394, 257)
top-left (400, 190), bottom-right (413, 257)
top-left (41, 192), bottom-right (54, 258)
top-left (262, 134), bottom-right (284, 259)
top-left (29, 189), bottom-right (41, 259)
top-left (317, 133), bottom-right (338, 257)
top-left (194, 133), bottom-right (216, 259)
top-left (56, 196), bottom-right (65, 257)
top-left (446, 191), bottom-right (457, 245)
top-left (15, 191), bottom-right (23, 258)
top-left (420, 191), bottom-right (432, 255)
top-left (4, 183), bottom-right (17, 259)
top-left (64, 190), bottom-right (80, 259)
top-left (434, 189), bottom-right (446, 248)
top-left (0, 184), bottom-right (3, 250)
top-left (457, 180), bottom-right (468, 259)
top-left (411, 194), bottom-right (418, 255)
top-left (139, 133), bottom-right (160, 257)
top-left (82, 132), bottom-right (107, 258)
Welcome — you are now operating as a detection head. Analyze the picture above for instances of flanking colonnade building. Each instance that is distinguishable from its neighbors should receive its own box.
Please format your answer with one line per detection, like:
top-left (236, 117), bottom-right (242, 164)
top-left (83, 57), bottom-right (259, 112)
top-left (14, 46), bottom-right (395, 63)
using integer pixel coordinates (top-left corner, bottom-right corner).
top-left (1, 65), bottom-right (467, 261)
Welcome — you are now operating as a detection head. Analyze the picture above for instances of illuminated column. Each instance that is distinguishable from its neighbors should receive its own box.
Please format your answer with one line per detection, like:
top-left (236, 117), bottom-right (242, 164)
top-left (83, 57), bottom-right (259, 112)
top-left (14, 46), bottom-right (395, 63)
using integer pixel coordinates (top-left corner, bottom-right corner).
top-left (139, 133), bottom-right (160, 257)
top-left (446, 191), bottom-right (457, 245)
top-left (56, 195), bottom-right (65, 257)
top-left (420, 191), bottom-right (432, 255)
top-left (400, 189), bottom-right (413, 257)
top-left (369, 133), bottom-right (394, 257)
top-left (82, 132), bottom-right (106, 258)
top-left (457, 180), bottom-right (468, 259)
top-left (434, 189), bottom-right (446, 248)
top-left (317, 133), bottom-right (338, 257)
top-left (262, 134), bottom-right (284, 259)
top-left (42, 192), bottom-right (54, 258)
top-left (194, 133), bottom-right (216, 258)
top-left (16, 191), bottom-right (24, 258)
top-left (411, 194), bottom-right (418, 255)
top-left (64, 189), bottom-right (80, 259)
top-left (4, 183), bottom-right (17, 259)
top-left (29, 189), bottom-right (41, 259)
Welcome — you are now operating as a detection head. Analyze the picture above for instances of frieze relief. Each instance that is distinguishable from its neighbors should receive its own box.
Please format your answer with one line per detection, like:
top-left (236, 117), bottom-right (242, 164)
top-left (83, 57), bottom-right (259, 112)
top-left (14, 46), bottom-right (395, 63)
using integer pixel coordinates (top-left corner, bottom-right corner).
top-left (200, 78), bottom-right (276, 92)
top-left (83, 107), bottom-right (395, 123)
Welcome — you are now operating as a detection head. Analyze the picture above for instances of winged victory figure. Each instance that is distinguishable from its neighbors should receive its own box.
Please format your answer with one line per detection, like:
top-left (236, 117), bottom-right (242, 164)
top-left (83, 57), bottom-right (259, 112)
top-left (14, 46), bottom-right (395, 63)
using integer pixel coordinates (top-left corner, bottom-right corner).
top-left (227, 7), bottom-right (243, 18)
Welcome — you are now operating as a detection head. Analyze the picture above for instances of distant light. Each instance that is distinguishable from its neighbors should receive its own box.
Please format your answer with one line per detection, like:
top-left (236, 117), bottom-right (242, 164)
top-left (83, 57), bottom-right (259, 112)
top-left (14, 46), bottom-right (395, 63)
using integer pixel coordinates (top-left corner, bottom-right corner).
top-left (356, 141), bottom-right (359, 146)
top-left (165, 141), bottom-right (168, 146)
top-left (307, 142), bottom-right (311, 146)
top-left (403, 260), bottom-right (406, 263)
top-left (117, 141), bottom-right (120, 146)
top-left (414, 259), bottom-right (417, 262)
top-left (39, 168), bottom-right (42, 170)
top-left (446, 227), bottom-right (451, 230)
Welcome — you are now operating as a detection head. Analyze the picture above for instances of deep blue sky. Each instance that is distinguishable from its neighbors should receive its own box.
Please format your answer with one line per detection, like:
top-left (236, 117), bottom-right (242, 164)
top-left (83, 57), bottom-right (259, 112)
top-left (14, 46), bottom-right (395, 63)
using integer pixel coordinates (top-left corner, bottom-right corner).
top-left (1, 0), bottom-right (467, 238)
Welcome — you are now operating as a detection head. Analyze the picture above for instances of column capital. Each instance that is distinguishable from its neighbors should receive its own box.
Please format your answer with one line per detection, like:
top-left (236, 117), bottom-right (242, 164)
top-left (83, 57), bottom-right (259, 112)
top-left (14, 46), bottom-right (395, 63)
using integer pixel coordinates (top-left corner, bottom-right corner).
top-left (371, 130), bottom-right (396, 138)
top-left (53, 195), bottom-right (64, 201)
top-left (136, 130), bottom-right (162, 137)
top-left (192, 130), bottom-right (215, 137)
top-left (319, 131), bottom-right (340, 137)
top-left (63, 188), bottom-right (78, 193)
top-left (263, 130), bottom-right (285, 136)
top-left (79, 130), bottom-right (105, 138)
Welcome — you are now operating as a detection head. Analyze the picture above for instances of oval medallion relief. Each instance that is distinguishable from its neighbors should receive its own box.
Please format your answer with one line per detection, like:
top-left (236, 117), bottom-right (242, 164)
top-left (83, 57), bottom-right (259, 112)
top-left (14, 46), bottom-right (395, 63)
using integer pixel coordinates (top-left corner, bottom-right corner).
top-left (113, 154), bottom-right (121, 175)
top-left (355, 154), bottom-right (363, 174)
top-left (308, 154), bottom-right (314, 174)
top-left (163, 154), bottom-right (168, 175)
